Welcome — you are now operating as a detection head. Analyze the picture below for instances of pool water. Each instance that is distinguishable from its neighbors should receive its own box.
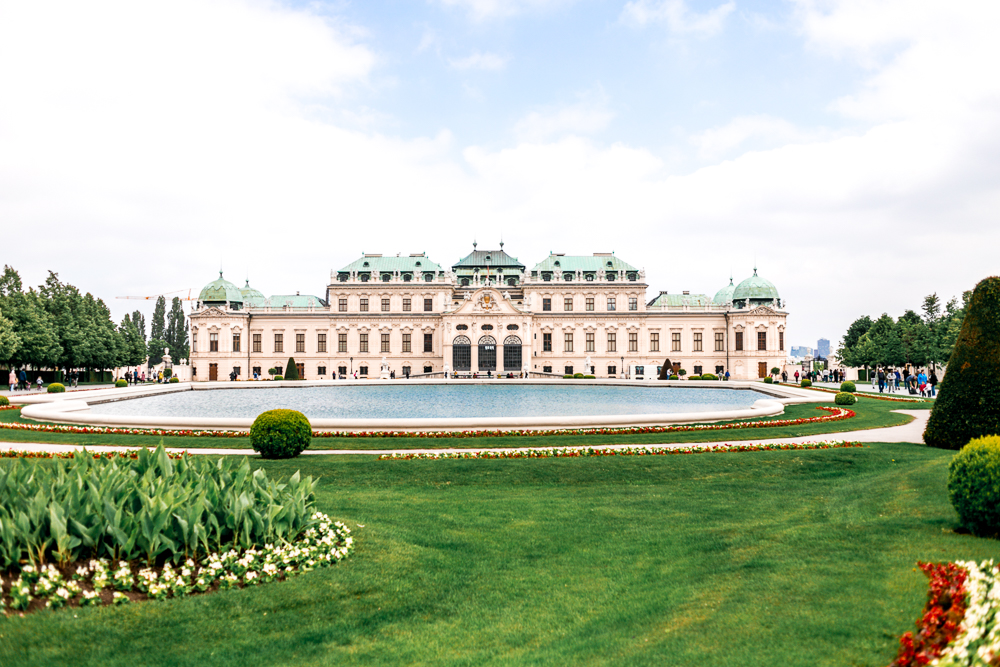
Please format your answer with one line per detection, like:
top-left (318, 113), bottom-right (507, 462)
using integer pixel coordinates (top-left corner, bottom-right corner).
top-left (87, 384), bottom-right (764, 420)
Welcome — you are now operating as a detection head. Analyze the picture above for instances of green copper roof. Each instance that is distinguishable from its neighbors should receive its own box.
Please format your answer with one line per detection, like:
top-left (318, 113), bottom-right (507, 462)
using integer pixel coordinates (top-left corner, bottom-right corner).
top-left (531, 253), bottom-right (638, 274)
top-left (648, 292), bottom-right (711, 308)
top-left (199, 272), bottom-right (243, 304)
top-left (263, 294), bottom-right (326, 309)
top-left (712, 277), bottom-right (736, 305)
top-left (338, 254), bottom-right (443, 274)
top-left (241, 280), bottom-right (266, 307)
top-left (732, 269), bottom-right (780, 303)
top-left (452, 246), bottom-right (524, 272)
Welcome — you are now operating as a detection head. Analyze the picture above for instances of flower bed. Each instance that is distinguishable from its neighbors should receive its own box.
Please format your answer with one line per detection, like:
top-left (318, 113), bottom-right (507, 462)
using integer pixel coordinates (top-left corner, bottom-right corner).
top-left (378, 440), bottom-right (864, 461)
top-left (0, 513), bottom-right (353, 615)
top-left (889, 559), bottom-right (1000, 666)
top-left (0, 405), bottom-right (855, 439)
top-left (0, 448), bottom-right (189, 460)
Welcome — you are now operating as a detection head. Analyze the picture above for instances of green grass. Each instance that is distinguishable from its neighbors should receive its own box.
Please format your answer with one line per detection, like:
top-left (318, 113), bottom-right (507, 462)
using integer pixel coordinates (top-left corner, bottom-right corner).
top-left (0, 440), bottom-right (988, 666)
top-left (0, 396), bottom-right (927, 450)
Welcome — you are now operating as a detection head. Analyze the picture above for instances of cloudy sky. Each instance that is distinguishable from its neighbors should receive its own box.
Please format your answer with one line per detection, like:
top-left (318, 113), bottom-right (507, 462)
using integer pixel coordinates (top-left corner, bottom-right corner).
top-left (2, 0), bottom-right (998, 348)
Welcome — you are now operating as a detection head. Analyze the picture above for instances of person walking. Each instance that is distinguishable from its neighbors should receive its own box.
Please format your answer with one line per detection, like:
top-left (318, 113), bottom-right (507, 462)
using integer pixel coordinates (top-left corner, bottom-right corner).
top-left (781, 370), bottom-right (787, 383)
top-left (18, 368), bottom-right (27, 391)
top-left (929, 370), bottom-right (939, 397)
top-left (918, 369), bottom-right (928, 397)
top-left (36, 376), bottom-right (43, 391)
top-left (7, 369), bottom-right (15, 391)
top-left (877, 368), bottom-right (886, 393)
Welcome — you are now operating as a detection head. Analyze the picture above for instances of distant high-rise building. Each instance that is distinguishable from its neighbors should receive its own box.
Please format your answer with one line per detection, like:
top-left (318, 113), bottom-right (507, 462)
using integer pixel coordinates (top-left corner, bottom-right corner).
top-left (791, 345), bottom-right (814, 358)
top-left (816, 338), bottom-right (830, 358)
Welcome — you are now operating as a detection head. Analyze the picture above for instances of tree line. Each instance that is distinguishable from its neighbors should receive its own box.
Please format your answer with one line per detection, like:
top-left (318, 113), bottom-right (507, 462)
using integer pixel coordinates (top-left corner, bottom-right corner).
top-left (837, 292), bottom-right (968, 373)
top-left (0, 266), bottom-right (189, 372)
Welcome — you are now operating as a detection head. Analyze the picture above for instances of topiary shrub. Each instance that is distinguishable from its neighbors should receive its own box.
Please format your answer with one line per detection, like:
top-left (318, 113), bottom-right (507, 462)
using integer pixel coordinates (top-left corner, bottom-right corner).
top-left (840, 380), bottom-right (857, 393)
top-left (563, 374), bottom-right (573, 379)
top-left (584, 375), bottom-right (596, 379)
top-left (250, 409), bottom-right (312, 459)
top-left (770, 367), bottom-right (780, 376)
top-left (925, 277), bottom-right (1000, 449)
top-left (115, 379), bottom-right (127, 388)
top-left (0, 395), bottom-right (9, 406)
top-left (273, 375), bottom-right (284, 381)
top-left (801, 379), bottom-right (812, 387)
top-left (835, 392), bottom-right (857, 405)
top-left (763, 377), bottom-right (774, 384)
top-left (700, 373), bottom-right (718, 381)
top-left (678, 369), bottom-right (687, 377)
top-left (948, 435), bottom-right (1000, 536)
top-left (284, 357), bottom-right (299, 381)
top-left (169, 377), bottom-right (179, 383)
top-left (163, 368), bottom-right (172, 379)
top-left (46, 383), bottom-right (65, 393)
top-left (669, 374), bottom-right (679, 380)
top-left (573, 373), bottom-right (584, 379)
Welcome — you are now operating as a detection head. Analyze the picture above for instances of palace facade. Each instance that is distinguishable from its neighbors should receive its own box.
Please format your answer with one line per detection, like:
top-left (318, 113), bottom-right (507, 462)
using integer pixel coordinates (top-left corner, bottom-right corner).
top-left (189, 245), bottom-right (788, 381)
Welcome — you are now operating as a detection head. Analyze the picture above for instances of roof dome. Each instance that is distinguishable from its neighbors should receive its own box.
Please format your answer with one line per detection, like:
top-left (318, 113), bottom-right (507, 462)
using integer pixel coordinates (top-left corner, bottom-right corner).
top-left (712, 277), bottom-right (736, 305)
top-left (732, 268), bottom-right (780, 306)
top-left (199, 272), bottom-right (243, 305)
top-left (240, 279), bottom-right (265, 305)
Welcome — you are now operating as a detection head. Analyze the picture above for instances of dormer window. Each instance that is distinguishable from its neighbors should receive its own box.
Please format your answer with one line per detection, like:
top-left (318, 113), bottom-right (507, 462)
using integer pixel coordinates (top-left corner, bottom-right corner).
top-left (363, 261), bottom-right (369, 267)
top-left (586, 273), bottom-right (594, 281)
top-left (415, 261), bottom-right (422, 267)
top-left (554, 261), bottom-right (560, 267)
top-left (606, 261), bottom-right (613, 267)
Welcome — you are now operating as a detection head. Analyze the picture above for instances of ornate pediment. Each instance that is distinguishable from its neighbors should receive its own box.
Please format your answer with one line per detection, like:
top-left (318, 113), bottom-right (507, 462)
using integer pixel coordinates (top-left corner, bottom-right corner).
top-left (748, 306), bottom-right (777, 316)
top-left (450, 288), bottom-right (523, 316)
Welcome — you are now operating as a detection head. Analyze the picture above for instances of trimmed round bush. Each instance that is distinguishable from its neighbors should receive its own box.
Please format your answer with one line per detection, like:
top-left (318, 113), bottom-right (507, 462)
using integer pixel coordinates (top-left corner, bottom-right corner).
top-left (834, 392), bottom-right (857, 405)
top-left (700, 373), bottom-right (718, 381)
top-left (770, 367), bottom-right (780, 375)
top-left (948, 435), bottom-right (1000, 536)
top-left (801, 379), bottom-right (812, 387)
top-left (573, 372), bottom-right (584, 378)
top-left (840, 380), bottom-right (857, 393)
top-left (0, 395), bottom-right (9, 406)
top-left (687, 375), bottom-right (702, 380)
top-left (250, 409), bottom-right (312, 459)
top-left (669, 374), bottom-right (679, 380)
top-left (115, 379), bottom-right (127, 388)
top-left (763, 377), bottom-right (774, 384)
top-left (169, 377), bottom-right (179, 383)
top-left (47, 383), bottom-right (65, 393)
top-left (273, 375), bottom-right (284, 381)
top-left (163, 368), bottom-right (173, 379)
top-left (584, 375), bottom-right (596, 379)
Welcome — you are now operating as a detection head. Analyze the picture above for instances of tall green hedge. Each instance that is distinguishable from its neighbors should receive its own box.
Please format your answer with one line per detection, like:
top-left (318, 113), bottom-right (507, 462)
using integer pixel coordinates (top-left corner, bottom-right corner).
top-left (284, 356), bottom-right (299, 381)
top-left (925, 276), bottom-right (1000, 449)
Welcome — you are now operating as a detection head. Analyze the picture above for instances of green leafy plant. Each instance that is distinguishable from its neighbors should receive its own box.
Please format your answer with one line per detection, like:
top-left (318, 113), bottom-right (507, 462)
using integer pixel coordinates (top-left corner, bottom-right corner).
top-left (669, 374), bottom-right (679, 380)
top-left (763, 377), bottom-right (774, 384)
top-left (688, 375), bottom-right (702, 380)
top-left (948, 435), bottom-right (1000, 536)
top-left (678, 369), bottom-right (687, 376)
top-left (770, 367), bottom-right (780, 375)
top-left (169, 377), bottom-right (179, 383)
top-left (834, 392), bottom-right (857, 405)
top-left (284, 357), bottom-right (299, 381)
top-left (115, 379), bottom-right (127, 388)
top-left (925, 276), bottom-right (1000, 449)
top-left (0, 395), bottom-right (9, 405)
top-left (47, 382), bottom-right (65, 393)
top-left (573, 373), bottom-right (584, 379)
top-left (700, 373), bottom-right (718, 380)
top-left (250, 409), bottom-right (312, 459)
top-left (840, 380), bottom-right (857, 393)
top-left (0, 445), bottom-right (317, 569)
top-left (801, 379), bottom-right (812, 387)
top-left (163, 368), bottom-right (172, 379)
top-left (584, 375), bottom-right (595, 379)
top-left (273, 375), bottom-right (283, 381)
top-left (563, 374), bottom-right (573, 379)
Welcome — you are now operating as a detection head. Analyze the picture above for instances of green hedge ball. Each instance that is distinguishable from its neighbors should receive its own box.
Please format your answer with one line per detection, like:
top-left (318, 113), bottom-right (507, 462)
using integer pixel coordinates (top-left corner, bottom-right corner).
top-left (115, 379), bottom-right (127, 388)
top-left (949, 435), bottom-right (1000, 536)
top-left (250, 409), bottom-right (312, 459)
top-left (834, 391), bottom-right (857, 405)
top-left (0, 395), bottom-right (9, 405)
top-left (47, 383), bottom-right (66, 393)
top-left (800, 379), bottom-right (812, 388)
top-left (840, 380), bottom-right (857, 393)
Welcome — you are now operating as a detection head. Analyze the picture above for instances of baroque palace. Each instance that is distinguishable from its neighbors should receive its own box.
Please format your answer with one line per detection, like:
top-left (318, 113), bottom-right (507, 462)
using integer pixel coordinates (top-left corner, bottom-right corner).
top-left (189, 245), bottom-right (788, 381)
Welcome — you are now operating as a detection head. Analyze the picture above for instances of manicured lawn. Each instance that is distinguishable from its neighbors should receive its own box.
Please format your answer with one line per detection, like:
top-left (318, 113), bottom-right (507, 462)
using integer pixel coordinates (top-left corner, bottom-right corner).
top-left (0, 396), bottom-right (927, 451)
top-left (0, 439), bottom-right (989, 666)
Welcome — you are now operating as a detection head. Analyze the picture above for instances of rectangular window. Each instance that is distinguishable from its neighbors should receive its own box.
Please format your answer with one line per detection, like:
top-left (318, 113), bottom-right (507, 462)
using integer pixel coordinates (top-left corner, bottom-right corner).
top-left (758, 331), bottom-right (767, 351)
top-left (193, 333), bottom-right (198, 349)
top-left (715, 332), bottom-right (724, 352)
top-left (252, 366), bottom-right (261, 377)
top-left (629, 332), bottom-right (638, 352)
top-left (424, 332), bottom-right (433, 353)
top-left (273, 334), bottom-right (283, 353)
top-left (360, 333), bottom-right (368, 353)
top-left (232, 333), bottom-right (240, 352)
top-left (359, 366), bottom-right (368, 376)
top-left (296, 334), bottom-right (305, 353)
top-left (564, 297), bottom-right (572, 311)
top-left (252, 333), bottom-right (261, 353)
top-left (672, 332), bottom-right (681, 352)
top-left (423, 366), bottom-right (432, 374)
top-left (338, 298), bottom-right (347, 312)
top-left (543, 298), bottom-right (551, 311)
top-left (607, 332), bottom-right (616, 352)
top-left (402, 365), bottom-right (410, 377)
top-left (735, 331), bottom-right (744, 351)
top-left (586, 332), bottom-right (595, 352)
top-left (779, 331), bottom-right (784, 351)
top-left (359, 298), bottom-right (368, 312)
top-left (586, 297), bottom-right (594, 311)
top-left (629, 297), bottom-right (637, 311)
top-left (402, 333), bottom-right (411, 352)
top-left (608, 365), bottom-right (617, 375)
top-left (543, 333), bottom-right (552, 352)
top-left (338, 366), bottom-right (347, 377)
top-left (338, 333), bottom-right (347, 353)
top-left (564, 332), bottom-right (574, 352)
top-left (381, 333), bottom-right (390, 353)
top-left (209, 333), bottom-right (218, 352)
top-left (403, 298), bottom-right (411, 312)
top-left (543, 365), bottom-right (552, 373)
top-left (564, 366), bottom-right (573, 376)
top-left (424, 298), bottom-right (433, 312)
top-left (650, 332), bottom-right (659, 352)
top-left (694, 333), bottom-right (703, 352)
top-left (381, 298), bottom-right (390, 312)
top-left (607, 297), bottom-right (616, 311)
top-left (694, 365), bottom-right (703, 375)
top-left (317, 333), bottom-right (327, 353)
top-left (318, 365), bottom-right (326, 376)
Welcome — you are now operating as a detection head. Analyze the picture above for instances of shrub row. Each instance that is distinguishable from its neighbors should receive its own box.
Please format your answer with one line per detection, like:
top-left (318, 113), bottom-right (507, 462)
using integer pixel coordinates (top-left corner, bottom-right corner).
top-left (0, 445), bottom-right (317, 570)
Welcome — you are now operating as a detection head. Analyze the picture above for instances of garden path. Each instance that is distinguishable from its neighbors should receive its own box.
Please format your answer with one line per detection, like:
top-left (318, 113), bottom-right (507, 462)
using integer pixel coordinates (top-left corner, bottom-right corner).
top-left (0, 410), bottom-right (930, 456)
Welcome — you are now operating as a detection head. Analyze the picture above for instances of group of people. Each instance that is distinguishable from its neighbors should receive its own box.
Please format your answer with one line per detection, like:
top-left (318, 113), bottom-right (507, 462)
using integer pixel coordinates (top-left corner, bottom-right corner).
top-left (122, 369), bottom-right (147, 385)
top-left (873, 367), bottom-right (937, 397)
top-left (6, 368), bottom-right (85, 391)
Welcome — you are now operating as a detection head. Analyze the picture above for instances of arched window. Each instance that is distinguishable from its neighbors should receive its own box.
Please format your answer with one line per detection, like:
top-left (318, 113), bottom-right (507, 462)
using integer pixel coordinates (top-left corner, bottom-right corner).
top-left (503, 334), bottom-right (523, 370)
top-left (453, 335), bottom-right (471, 371)
top-left (478, 335), bottom-right (497, 371)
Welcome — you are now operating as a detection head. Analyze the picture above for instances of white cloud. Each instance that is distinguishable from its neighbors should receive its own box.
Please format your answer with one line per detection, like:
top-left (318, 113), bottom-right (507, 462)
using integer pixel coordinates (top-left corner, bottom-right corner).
top-left (689, 115), bottom-right (835, 160)
top-left (434, 0), bottom-right (575, 21)
top-left (513, 96), bottom-right (614, 142)
top-left (448, 51), bottom-right (509, 70)
top-left (621, 0), bottom-right (735, 36)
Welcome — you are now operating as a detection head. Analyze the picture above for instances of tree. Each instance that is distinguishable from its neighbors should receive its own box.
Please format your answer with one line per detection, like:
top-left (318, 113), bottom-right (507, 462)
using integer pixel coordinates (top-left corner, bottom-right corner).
top-left (924, 276), bottom-right (1000, 449)
top-left (151, 296), bottom-right (166, 342)
top-left (147, 338), bottom-right (169, 368)
top-left (284, 357), bottom-right (299, 380)
top-left (132, 310), bottom-right (146, 341)
top-left (0, 265), bottom-right (22, 298)
top-left (921, 293), bottom-right (941, 325)
top-left (2, 290), bottom-right (60, 369)
top-left (0, 306), bottom-right (20, 363)
top-left (118, 314), bottom-right (147, 368)
top-left (165, 297), bottom-right (189, 362)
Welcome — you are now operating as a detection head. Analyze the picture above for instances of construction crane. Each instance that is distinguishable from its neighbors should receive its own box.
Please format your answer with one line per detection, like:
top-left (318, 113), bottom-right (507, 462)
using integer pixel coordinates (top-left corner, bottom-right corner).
top-left (116, 289), bottom-right (195, 301)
